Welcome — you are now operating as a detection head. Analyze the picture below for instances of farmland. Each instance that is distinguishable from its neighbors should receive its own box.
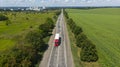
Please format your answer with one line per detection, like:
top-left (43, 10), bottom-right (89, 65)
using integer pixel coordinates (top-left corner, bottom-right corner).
top-left (67, 8), bottom-right (120, 67)
top-left (0, 10), bottom-right (58, 66)
top-left (0, 11), bottom-right (54, 51)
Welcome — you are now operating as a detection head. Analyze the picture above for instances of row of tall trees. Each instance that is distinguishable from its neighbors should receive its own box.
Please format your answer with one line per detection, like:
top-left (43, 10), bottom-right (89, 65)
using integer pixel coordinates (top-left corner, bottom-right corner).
top-left (63, 9), bottom-right (69, 19)
top-left (53, 10), bottom-right (61, 21)
top-left (64, 9), bottom-right (98, 62)
top-left (0, 17), bottom-right (55, 67)
top-left (67, 18), bottom-right (83, 37)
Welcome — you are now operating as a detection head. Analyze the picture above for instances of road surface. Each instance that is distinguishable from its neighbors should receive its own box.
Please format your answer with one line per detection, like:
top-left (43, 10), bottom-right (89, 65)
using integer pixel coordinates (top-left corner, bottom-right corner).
top-left (39, 9), bottom-right (74, 67)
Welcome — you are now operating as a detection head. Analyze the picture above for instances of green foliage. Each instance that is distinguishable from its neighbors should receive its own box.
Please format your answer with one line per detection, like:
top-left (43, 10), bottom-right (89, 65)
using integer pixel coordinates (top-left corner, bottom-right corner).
top-left (25, 30), bottom-right (45, 51)
top-left (55, 10), bottom-right (61, 16)
top-left (0, 17), bottom-right (54, 66)
top-left (76, 33), bottom-right (87, 47)
top-left (63, 9), bottom-right (69, 19)
top-left (5, 20), bottom-right (11, 26)
top-left (0, 14), bottom-right (8, 21)
top-left (30, 26), bottom-right (33, 28)
top-left (0, 11), bottom-right (57, 67)
top-left (0, 46), bottom-right (40, 67)
top-left (53, 10), bottom-right (61, 21)
top-left (26, 17), bottom-right (29, 20)
top-left (67, 18), bottom-right (83, 36)
top-left (80, 40), bottom-right (98, 62)
top-left (64, 9), bottom-right (98, 62)
top-left (67, 18), bottom-right (76, 32)
top-left (67, 18), bottom-right (73, 25)
top-left (0, 11), bottom-right (54, 51)
top-left (46, 18), bottom-right (55, 29)
top-left (73, 26), bottom-right (83, 36)
top-left (39, 17), bottom-right (55, 37)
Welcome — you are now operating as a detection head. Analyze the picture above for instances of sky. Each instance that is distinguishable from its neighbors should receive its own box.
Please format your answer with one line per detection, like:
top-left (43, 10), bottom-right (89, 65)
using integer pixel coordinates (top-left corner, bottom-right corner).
top-left (0, 0), bottom-right (120, 7)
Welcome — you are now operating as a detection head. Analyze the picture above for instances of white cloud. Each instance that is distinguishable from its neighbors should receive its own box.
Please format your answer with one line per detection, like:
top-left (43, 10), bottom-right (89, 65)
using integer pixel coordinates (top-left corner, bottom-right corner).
top-left (0, 0), bottom-right (120, 7)
top-left (106, 0), bottom-right (111, 2)
top-left (65, 0), bottom-right (69, 2)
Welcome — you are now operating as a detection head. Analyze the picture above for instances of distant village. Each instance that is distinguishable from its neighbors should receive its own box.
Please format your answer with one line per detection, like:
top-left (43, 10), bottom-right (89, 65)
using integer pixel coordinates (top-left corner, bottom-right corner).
top-left (0, 6), bottom-right (46, 11)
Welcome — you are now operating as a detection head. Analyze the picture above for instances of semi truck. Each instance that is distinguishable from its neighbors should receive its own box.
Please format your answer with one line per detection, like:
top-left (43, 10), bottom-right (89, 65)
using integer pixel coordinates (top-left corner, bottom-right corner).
top-left (54, 33), bottom-right (60, 47)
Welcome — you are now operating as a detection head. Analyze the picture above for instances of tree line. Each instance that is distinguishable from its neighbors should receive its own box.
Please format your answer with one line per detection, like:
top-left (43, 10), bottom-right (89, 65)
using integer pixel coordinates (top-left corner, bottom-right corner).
top-left (0, 14), bottom-right (8, 21)
top-left (0, 14), bottom-right (12, 26)
top-left (53, 10), bottom-right (61, 21)
top-left (63, 9), bottom-right (98, 62)
top-left (0, 17), bottom-right (55, 67)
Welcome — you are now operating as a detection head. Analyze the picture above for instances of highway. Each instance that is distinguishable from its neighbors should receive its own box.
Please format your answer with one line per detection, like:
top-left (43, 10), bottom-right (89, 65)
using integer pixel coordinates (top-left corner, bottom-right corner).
top-left (48, 9), bottom-right (67, 67)
top-left (39, 9), bottom-right (74, 67)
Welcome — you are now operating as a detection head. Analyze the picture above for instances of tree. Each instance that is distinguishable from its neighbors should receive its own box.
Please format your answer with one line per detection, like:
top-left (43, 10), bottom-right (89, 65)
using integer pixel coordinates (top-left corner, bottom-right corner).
top-left (21, 59), bottom-right (31, 67)
top-left (55, 10), bottom-right (61, 16)
top-left (5, 20), bottom-right (11, 26)
top-left (39, 18), bottom-right (55, 37)
top-left (46, 18), bottom-right (55, 29)
top-left (73, 26), bottom-right (83, 36)
top-left (63, 9), bottom-right (69, 19)
top-left (25, 30), bottom-right (46, 51)
top-left (80, 39), bottom-right (98, 62)
top-left (67, 18), bottom-right (76, 32)
top-left (76, 33), bottom-right (87, 47)
top-left (0, 14), bottom-right (8, 21)
top-left (39, 23), bottom-right (50, 37)
top-left (26, 17), bottom-right (29, 20)
top-left (67, 18), bottom-right (73, 25)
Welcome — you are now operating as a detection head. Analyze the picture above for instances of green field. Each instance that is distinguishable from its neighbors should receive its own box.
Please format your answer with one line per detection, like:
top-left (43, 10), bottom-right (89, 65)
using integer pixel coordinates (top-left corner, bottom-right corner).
top-left (0, 11), bottom-right (54, 51)
top-left (67, 8), bottom-right (120, 67)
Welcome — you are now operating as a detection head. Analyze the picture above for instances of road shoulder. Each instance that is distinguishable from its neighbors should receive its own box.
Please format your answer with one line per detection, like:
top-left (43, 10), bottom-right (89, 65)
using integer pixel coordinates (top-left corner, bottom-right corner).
top-left (64, 17), bottom-right (75, 67)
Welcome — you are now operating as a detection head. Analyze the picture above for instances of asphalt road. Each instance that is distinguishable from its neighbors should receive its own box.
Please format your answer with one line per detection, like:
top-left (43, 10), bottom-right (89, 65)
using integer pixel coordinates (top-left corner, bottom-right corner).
top-left (48, 10), bottom-right (67, 67)
top-left (39, 9), bottom-right (74, 67)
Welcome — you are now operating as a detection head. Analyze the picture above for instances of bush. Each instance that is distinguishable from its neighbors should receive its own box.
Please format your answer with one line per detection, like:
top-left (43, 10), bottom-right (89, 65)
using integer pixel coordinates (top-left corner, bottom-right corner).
top-left (39, 18), bottom-right (55, 37)
top-left (5, 20), bottom-right (11, 26)
top-left (80, 39), bottom-right (98, 62)
top-left (73, 26), bottom-right (83, 36)
top-left (55, 10), bottom-right (61, 16)
top-left (26, 17), bottom-right (29, 20)
top-left (67, 18), bottom-right (76, 32)
top-left (0, 46), bottom-right (41, 67)
top-left (67, 18), bottom-right (73, 25)
top-left (76, 33), bottom-right (87, 47)
top-left (25, 30), bottom-right (46, 51)
top-left (0, 14), bottom-right (8, 21)
top-left (46, 18), bottom-right (55, 29)
top-left (63, 9), bottom-right (69, 19)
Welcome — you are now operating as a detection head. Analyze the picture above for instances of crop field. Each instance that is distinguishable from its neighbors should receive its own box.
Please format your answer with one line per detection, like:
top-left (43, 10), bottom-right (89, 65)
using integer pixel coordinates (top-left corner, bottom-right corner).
top-left (0, 11), bottom-right (54, 51)
top-left (67, 8), bottom-right (120, 67)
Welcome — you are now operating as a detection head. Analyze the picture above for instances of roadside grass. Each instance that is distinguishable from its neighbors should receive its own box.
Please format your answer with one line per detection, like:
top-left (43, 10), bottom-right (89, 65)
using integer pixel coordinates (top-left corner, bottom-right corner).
top-left (67, 24), bottom-right (83, 67)
top-left (0, 12), bottom-right (54, 51)
top-left (0, 39), bottom-right (15, 51)
top-left (67, 8), bottom-right (120, 67)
